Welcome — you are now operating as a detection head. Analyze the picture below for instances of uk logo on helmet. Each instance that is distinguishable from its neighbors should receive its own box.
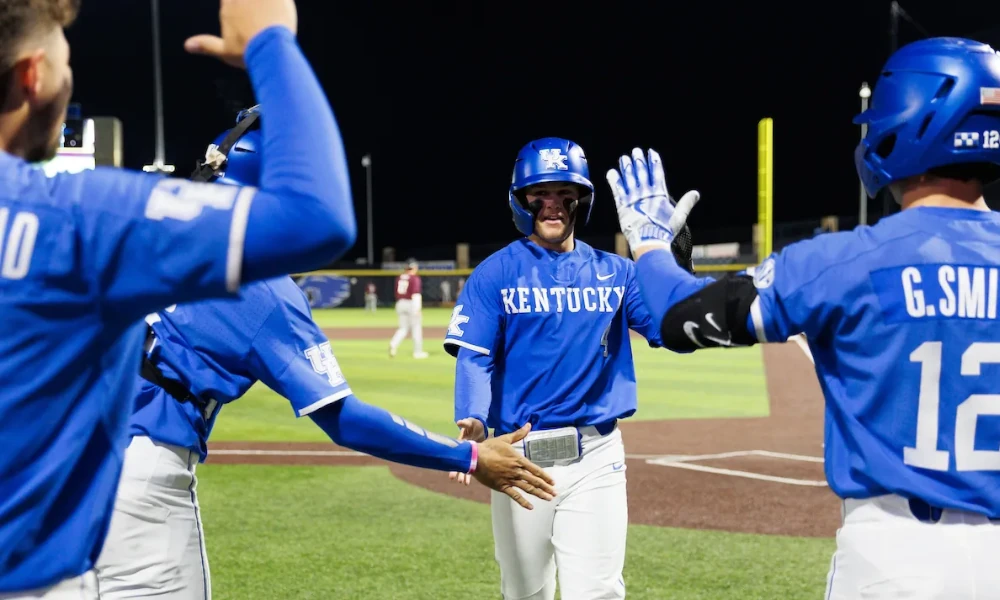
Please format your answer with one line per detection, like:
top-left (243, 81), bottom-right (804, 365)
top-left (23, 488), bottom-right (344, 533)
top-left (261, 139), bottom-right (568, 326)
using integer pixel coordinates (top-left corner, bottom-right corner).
top-left (539, 148), bottom-right (568, 171)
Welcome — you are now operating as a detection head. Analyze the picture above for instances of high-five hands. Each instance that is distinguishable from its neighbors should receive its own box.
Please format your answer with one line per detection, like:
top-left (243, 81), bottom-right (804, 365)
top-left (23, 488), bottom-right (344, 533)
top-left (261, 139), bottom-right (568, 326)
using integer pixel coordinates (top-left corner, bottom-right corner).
top-left (462, 423), bottom-right (555, 510)
top-left (606, 148), bottom-right (701, 255)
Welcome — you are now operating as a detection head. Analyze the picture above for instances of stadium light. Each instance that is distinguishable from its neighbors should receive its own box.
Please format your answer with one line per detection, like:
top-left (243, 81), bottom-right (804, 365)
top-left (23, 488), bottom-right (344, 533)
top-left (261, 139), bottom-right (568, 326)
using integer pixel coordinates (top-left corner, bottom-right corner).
top-left (143, 0), bottom-right (174, 175)
top-left (362, 154), bottom-right (373, 266)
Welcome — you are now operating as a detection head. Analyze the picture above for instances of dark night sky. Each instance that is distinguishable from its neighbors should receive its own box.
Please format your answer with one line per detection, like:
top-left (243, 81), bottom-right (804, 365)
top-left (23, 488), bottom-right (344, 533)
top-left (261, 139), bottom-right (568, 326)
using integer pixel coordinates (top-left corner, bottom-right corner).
top-left (64, 1), bottom-right (1000, 262)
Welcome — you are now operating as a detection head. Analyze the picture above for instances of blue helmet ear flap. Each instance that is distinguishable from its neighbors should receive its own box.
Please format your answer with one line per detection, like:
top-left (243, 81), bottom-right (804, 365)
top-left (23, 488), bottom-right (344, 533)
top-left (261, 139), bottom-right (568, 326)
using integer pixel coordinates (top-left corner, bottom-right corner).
top-left (509, 191), bottom-right (537, 236)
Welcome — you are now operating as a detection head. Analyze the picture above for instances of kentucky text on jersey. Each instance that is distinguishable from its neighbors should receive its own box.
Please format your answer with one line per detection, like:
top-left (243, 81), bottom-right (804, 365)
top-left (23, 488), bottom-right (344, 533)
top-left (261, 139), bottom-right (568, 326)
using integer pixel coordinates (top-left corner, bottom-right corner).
top-left (890, 265), bottom-right (999, 320)
top-left (500, 286), bottom-right (627, 314)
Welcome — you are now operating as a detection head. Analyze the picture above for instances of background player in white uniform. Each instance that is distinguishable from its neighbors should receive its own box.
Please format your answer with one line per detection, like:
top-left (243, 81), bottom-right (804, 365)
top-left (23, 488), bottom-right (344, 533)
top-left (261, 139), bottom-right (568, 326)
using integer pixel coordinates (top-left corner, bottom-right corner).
top-left (389, 258), bottom-right (429, 358)
top-left (0, 4), bottom-right (361, 598)
top-left (607, 37), bottom-right (1000, 599)
top-left (444, 137), bottom-right (691, 600)
top-left (94, 120), bottom-right (556, 599)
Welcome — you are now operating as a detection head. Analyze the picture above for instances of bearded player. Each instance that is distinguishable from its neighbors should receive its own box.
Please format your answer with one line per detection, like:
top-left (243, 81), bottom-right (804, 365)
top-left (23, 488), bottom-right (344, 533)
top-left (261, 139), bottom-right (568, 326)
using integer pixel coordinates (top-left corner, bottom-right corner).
top-left (609, 38), bottom-right (1000, 599)
top-left (0, 3), bottom-right (367, 597)
top-left (443, 137), bottom-right (690, 599)
top-left (93, 112), bottom-right (556, 599)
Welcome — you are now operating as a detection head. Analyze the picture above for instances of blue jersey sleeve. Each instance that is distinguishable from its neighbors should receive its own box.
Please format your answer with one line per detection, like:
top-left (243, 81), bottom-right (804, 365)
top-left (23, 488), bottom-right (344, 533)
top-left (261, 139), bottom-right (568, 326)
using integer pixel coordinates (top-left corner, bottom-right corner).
top-left (248, 292), bottom-right (352, 417)
top-left (60, 26), bottom-right (358, 325)
top-left (454, 347), bottom-right (493, 433)
top-left (66, 168), bottom-right (250, 323)
top-left (444, 261), bottom-right (503, 358)
top-left (747, 238), bottom-right (841, 344)
top-left (624, 262), bottom-right (664, 346)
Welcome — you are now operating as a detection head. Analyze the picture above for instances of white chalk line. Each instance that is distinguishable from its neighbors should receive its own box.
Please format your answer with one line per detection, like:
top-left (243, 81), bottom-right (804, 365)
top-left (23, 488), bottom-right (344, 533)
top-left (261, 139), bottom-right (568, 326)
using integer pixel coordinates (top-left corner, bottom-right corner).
top-left (211, 448), bottom-right (827, 487)
top-left (208, 449), bottom-right (746, 460)
top-left (648, 461), bottom-right (828, 487)
top-left (209, 449), bottom-right (821, 461)
top-left (646, 448), bottom-right (827, 487)
top-left (212, 449), bottom-right (365, 457)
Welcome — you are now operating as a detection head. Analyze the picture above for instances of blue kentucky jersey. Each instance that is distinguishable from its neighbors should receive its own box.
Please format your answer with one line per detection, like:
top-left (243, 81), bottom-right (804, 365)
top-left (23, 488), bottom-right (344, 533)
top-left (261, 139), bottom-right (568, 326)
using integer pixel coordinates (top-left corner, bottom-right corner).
top-left (133, 276), bottom-right (352, 460)
top-left (0, 155), bottom-right (250, 592)
top-left (749, 206), bottom-right (1000, 517)
top-left (445, 238), bottom-right (662, 435)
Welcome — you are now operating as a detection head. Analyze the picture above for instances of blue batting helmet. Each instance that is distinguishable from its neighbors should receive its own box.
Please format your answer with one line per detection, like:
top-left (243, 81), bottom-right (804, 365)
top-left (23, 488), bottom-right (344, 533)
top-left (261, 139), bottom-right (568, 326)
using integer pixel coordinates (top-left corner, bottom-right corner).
top-left (854, 37), bottom-right (1000, 199)
top-left (508, 137), bottom-right (594, 236)
top-left (191, 105), bottom-right (262, 186)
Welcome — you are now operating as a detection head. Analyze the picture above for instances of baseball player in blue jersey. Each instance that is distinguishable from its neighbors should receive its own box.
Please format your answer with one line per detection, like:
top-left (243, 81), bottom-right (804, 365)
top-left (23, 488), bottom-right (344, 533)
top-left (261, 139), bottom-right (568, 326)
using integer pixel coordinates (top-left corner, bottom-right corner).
top-left (607, 37), bottom-right (1000, 600)
top-left (0, 3), bottom-right (366, 597)
top-left (444, 137), bottom-right (683, 600)
top-left (92, 118), bottom-right (556, 600)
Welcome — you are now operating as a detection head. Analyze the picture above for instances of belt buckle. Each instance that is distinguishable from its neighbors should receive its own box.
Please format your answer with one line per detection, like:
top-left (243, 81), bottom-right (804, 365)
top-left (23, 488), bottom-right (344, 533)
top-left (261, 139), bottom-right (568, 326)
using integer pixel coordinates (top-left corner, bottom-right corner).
top-left (524, 427), bottom-right (581, 464)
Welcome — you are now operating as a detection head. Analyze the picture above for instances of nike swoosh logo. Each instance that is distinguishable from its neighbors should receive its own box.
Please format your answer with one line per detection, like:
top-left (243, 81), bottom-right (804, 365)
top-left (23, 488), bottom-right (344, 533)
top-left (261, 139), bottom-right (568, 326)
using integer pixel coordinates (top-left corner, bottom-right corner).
top-left (597, 272), bottom-right (616, 281)
top-left (683, 320), bottom-right (733, 347)
top-left (612, 462), bottom-right (624, 471)
top-left (705, 312), bottom-right (722, 332)
top-left (683, 321), bottom-right (706, 348)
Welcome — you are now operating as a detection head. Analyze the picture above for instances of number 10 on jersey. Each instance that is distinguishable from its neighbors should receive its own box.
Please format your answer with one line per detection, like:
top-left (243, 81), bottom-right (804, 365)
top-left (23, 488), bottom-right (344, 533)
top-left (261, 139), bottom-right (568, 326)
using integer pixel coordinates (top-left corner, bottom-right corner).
top-left (904, 342), bottom-right (1000, 472)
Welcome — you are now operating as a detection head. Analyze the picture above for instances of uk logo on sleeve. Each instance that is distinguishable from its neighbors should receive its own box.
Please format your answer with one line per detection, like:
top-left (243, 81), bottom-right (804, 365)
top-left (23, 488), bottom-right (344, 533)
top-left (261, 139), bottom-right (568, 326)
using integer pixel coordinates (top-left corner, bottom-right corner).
top-left (448, 305), bottom-right (469, 337)
top-left (304, 341), bottom-right (346, 387)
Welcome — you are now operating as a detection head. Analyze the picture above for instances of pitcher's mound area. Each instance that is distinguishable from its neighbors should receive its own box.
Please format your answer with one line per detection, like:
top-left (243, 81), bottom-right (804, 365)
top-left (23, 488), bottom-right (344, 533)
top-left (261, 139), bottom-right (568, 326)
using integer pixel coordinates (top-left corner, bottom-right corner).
top-left (208, 333), bottom-right (840, 538)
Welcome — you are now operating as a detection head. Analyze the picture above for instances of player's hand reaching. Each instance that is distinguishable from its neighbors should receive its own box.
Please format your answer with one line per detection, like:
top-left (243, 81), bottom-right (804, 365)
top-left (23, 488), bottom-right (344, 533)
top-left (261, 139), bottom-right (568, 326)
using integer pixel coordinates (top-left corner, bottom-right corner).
top-left (468, 423), bottom-right (556, 510)
top-left (606, 148), bottom-right (701, 255)
top-left (184, 0), bottom-right (298, 69)
top-left (449, 418), bottom-right (486, 485)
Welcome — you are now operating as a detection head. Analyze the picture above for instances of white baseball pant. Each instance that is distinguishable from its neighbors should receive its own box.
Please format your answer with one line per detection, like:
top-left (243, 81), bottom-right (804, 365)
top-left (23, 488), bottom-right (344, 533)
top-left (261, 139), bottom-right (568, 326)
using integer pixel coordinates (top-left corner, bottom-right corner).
top-left (389, 299), bottom-right (423, 355)
top-left (364, 293), bottom-right (377, 311)
top-left (0, 572), bottom-right (98, 600)
top-left (825, 494), bottom-right (1000, 599)
top-left (94, 435), bottom-right (210, 599)
top-left (491, 426), bottom-right (628, 600)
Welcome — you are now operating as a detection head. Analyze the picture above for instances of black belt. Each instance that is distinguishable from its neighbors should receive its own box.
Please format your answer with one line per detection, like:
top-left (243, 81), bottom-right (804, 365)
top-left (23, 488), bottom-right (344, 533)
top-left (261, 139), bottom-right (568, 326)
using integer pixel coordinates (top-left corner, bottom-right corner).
top-left (139, 326), bottom-right (210, 413)
top-left (908, 498), bottom-right (1000, 523)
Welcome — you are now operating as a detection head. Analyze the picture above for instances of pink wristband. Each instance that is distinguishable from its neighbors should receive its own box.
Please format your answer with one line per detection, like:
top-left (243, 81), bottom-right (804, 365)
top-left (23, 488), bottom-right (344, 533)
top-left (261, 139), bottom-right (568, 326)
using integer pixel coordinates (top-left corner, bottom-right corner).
top-left (468, 441), bottom-right (478, 474)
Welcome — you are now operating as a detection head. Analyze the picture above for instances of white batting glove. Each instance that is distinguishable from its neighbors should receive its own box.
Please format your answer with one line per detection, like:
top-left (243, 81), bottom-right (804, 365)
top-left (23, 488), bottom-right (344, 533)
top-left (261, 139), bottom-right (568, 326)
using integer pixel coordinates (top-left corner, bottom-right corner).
top-left (606, 148), bottom-right (701, 253)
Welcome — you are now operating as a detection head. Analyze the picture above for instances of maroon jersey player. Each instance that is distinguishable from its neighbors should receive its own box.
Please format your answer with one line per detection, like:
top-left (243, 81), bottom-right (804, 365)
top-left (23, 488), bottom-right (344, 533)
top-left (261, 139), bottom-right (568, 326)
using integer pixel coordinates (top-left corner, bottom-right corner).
top-left (389, 259), bottom-right (428, 358)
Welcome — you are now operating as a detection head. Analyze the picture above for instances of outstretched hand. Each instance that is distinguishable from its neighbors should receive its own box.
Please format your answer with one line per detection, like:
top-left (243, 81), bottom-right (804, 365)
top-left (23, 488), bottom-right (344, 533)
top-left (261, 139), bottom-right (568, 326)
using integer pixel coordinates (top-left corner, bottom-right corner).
top-left (467, 423), bottom-right (556, 510)
top-left (606, 148), bottom-right (701, 256)
top-left (184, 0), bottom-right (298, 69)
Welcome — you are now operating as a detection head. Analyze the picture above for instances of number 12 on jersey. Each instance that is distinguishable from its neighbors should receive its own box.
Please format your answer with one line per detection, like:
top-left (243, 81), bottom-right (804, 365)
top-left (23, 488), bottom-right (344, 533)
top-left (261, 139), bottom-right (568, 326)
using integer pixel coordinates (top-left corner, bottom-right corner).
top-left (904, 342), bottom-right (1000, 472)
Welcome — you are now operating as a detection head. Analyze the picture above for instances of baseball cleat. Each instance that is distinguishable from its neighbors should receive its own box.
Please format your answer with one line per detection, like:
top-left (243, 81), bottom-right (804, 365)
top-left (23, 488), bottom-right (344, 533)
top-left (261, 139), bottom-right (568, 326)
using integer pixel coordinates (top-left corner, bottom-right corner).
top-left (389, 346), bottom-right (397, 358)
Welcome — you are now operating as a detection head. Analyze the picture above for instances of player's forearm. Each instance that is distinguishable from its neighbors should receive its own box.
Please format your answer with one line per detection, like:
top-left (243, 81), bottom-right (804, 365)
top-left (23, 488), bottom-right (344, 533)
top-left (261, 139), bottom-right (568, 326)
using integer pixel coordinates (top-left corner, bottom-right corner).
top-left (635, 248), bottom-right (712, 329)
top-left (637, 248), bottom-right (760, 350)
top-left (240, 26), bottom-right (357, 282)
top-left (309, 395), bottom-right (474, 473)
top-left (455, 348), bottom-right (492, 434)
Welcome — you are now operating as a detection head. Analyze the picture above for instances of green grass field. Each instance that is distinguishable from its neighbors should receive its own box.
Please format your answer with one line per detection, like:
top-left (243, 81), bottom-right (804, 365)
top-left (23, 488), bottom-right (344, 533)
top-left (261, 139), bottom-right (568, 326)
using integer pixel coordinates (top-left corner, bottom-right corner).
top-left (201, 308), bottom-right (834, 599)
